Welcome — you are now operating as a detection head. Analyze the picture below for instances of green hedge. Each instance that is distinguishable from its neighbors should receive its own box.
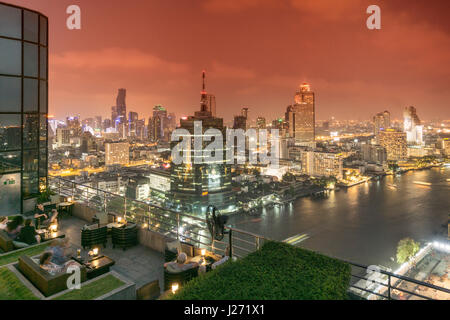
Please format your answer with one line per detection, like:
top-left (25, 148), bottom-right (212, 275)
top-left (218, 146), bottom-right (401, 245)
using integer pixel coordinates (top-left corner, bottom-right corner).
top-left (53, 275), bottom-right (125, 300)
top-left (0, 267), bottom-right (38, 300)
top-left (0, 243), bottom-right (51, 267)
top-left (170, 241), bottom-right (351, 300)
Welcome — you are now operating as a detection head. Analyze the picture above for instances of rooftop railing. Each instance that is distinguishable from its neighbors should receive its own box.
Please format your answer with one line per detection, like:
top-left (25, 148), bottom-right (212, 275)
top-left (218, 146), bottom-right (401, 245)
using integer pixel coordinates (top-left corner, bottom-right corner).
top-left (49, 175), bottom-right (449, 300)
top-left (49, 175), bottom-right (266, 258)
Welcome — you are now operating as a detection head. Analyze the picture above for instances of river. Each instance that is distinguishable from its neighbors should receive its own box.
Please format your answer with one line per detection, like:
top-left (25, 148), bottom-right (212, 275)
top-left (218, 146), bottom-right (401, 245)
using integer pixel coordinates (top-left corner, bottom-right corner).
top-left (228, 167), bottom-right (450, 270)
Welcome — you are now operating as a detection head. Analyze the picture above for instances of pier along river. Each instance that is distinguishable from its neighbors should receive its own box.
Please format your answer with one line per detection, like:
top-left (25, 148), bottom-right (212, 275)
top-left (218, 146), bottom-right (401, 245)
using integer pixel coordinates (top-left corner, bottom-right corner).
top-left (228, 167), bottom-right (450, 270)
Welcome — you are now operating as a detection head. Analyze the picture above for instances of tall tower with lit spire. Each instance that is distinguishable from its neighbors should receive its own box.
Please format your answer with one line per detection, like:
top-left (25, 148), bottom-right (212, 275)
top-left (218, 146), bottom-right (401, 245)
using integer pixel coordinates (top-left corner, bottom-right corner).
top-left (170, 71), bottom-right (234, 215)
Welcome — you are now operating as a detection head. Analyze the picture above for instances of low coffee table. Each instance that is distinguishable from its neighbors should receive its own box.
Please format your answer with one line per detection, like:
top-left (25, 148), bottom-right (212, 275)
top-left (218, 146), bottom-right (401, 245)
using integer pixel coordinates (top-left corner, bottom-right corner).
top-left (72, 255), bottom-right (115, 279)
top-left (37, 230), bottom-right (65, 242)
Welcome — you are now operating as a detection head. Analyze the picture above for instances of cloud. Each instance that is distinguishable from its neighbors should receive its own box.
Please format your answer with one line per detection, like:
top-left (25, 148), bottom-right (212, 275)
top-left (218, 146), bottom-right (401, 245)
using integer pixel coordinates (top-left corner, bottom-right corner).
top-left (51, 48), bottom-right (190, 73)
top-left (203, 0), bottom-right (283, 12)
top-left (210, 61), bottom-right (256, 79)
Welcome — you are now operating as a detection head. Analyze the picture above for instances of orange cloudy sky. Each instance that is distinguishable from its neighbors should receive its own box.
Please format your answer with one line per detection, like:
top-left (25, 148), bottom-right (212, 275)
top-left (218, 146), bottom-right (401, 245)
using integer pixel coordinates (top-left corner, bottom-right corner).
top-left (6, 0), bottom-right (450, 121)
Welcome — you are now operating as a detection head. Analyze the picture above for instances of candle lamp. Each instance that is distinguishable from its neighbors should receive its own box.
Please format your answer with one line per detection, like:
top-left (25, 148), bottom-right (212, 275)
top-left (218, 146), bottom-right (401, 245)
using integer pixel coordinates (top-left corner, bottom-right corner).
top-left (50, 224), bottom-right (58, 232)
top-left (171, 283), bottom-right (179, 294)
top-left (201, 249), bottom-right (206, 257)
top-left (93, 248), bottom-right (99, 256)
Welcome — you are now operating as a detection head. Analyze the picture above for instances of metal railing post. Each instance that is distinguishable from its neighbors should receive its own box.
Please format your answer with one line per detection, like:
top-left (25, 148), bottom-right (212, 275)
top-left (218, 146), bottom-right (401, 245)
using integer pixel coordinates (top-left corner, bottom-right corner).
top-left (71, 182), bottom-right (75, 201)
top-left (388, 274), bottom-right (391, 300)
top-left (256, 236), bottom-right (260, 251)
top-left (176, 212), bottom-right (180, 240)
top-left (103, 192), bottom-right (107, 213)
top-left (123, 197), bottom-right (127, 218)
top-left (228, 229), bottom-right (233, 258)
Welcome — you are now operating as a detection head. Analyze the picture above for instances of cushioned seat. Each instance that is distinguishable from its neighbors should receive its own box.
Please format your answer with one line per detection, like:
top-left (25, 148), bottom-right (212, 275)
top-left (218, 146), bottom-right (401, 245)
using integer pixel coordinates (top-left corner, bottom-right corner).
top-left (81, 225), bottom-right (107, 249)
top-left (0, 230), bottom-right (14, 253)
top-left (18, 255), bottom-right (87, 297)
top-left (164, 266), bottom-right (199, 291)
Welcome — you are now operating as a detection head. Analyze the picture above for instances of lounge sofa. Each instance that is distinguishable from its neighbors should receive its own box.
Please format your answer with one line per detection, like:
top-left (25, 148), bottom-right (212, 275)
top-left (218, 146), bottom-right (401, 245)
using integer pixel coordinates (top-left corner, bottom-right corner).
top-left (0, 230), bottom-right (14, 253)
top-left (18, 255), bottom-right (87, 297)
top-left (164, 266), bottom-right (199, 291)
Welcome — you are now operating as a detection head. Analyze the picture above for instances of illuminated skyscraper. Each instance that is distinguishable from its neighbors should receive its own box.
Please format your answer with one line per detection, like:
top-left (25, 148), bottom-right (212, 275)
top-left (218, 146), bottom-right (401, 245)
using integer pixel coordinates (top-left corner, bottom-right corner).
top-left (287, 83), bottom-right (315, 145)
top-left (373, 110), bottom-right (390, 136)
top-left (403, 106), bottom-right (423, 145)
top-left (170, 71), bottom-right (234, 214)
top-left (378, 129), bottom-right (407, 161)
top-left (105, 141), bottom-right (130, 166)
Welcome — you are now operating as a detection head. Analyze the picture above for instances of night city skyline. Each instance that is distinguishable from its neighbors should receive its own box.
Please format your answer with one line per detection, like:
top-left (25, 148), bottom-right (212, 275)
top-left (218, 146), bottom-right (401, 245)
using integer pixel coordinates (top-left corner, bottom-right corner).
top-left (4, 0), bottom-right (450, 121)
top-left (0, 0), bottom-right (449, 305)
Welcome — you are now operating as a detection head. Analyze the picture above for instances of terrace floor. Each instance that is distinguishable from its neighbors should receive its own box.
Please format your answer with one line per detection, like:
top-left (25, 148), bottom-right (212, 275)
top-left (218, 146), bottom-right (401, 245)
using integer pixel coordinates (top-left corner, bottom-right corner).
top-left (58, 216), bottom-right (165, 294)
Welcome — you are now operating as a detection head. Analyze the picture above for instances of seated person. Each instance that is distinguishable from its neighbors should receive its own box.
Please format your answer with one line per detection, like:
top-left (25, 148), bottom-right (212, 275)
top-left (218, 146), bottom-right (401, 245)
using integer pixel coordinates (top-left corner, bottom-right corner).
top-left (34, 205), bottom-right (59, 229)
top-left (5, 216), bottom-right (24, 240)
top-left (0, 217), bottom-right (8, 230)
top-left (211, 246), bottom-right (230, 270)
top-left (164, 252), bottom-right (198, 273)
top-left (17, 219), bottom-right (41, 246)
top-left (48, 239), bottom-right (70, 265)
top-left (39, 252), bottom-right (80, 275)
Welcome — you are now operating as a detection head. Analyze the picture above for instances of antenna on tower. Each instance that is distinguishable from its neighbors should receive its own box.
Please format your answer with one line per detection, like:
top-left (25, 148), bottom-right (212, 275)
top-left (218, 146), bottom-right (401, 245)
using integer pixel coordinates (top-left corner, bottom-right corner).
top-left (202, 70), bottom-right (206, 93)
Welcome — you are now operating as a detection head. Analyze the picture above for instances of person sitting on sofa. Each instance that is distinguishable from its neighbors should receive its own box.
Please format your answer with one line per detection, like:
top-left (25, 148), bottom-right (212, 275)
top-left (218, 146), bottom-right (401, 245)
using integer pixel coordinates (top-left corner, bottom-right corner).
top-left (34, 206), bottom-right (59, 229)
top-left (17, 219), bottom-right (41, 246)
top-left (164, 252), bottom-right (199, 273)
top-left (48, 239), bottom-right (70, 265)
top-left (5, 216), bottom-right (24, 240)
top-left (39, 252), bottom-right (79, 276)
top-left (0, 217), bottom-right (8, 230)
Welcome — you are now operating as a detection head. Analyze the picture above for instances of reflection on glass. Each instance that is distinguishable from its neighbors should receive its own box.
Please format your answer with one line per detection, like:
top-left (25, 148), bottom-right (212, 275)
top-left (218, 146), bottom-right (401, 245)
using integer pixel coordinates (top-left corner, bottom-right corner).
top-left (0, 4), bottom-right (21, 39)
top-left (40, 15), bottom-right (47, 46)
top-left (24, 42), bottom-right (39, 77)
top-left (24, 78), bottom-right (39, 112)
top-left (0, 77), bottom-right (21, 112)
top-left (40, 47), bottom-right (47, 79)
top-left (40, 114), bottom-right (47, 147)
top-left (0, 151), bottom-right (21, 174)
top-left (39, 148), bottom-right (47, 177)
top-left (23, 170), bottom-right (39, 198)
top-left (0, 173), bottom-right (21, 215)
top-left (24, 10), bottom-right (39, 42)
top-left (39, 81), bottom-right (47, 112)
top-left (0, 114), bottom-right (21, 151)
top-left (0, 38), bottom-right (21, 75)
top-left (23, 114), bottom-right (39, 149)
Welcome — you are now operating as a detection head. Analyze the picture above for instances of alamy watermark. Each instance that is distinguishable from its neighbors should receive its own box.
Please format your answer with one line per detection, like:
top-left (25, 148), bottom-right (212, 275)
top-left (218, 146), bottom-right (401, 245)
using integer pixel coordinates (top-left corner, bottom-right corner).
top-left (171, 121), bottom-right (280, 169)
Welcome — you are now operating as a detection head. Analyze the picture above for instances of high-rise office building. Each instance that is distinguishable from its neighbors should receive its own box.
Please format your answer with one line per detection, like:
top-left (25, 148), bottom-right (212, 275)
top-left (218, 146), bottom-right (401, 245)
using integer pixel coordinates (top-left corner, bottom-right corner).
top-left (148, 105), bottom-right (169, 142)
top-left (292, 83), bottom-right (315, 145)
top-left (233, 115), bottom-right (247, 130)
top-left (170, 71), bottom-right (234, 214)
top-left (403, 106), bottom-right (423, 145)
top-left (206, 94), bottom-right (216, 117)
top-left (105, 141), bottom-right (130, 166)
top-left (0, 3), bottom-right (48, 215)
top-left (378, 129), bottom-right (407, 161)
top-left (373, 111), bottom-right (390, 136)
top-left (128, 111), bottom-right (139, 137)
top-left (300, 150), bottom-right (343, 180)
top-left (241, 107), bottom-right (249, 119)
top-left (256, 117), bottom-right (266, 129)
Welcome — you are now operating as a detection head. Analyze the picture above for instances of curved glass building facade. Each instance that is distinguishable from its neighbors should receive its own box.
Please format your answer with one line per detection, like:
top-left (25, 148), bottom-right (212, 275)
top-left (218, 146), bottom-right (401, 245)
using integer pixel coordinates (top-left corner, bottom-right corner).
top-left (0, 2), bottom-right (48, 215)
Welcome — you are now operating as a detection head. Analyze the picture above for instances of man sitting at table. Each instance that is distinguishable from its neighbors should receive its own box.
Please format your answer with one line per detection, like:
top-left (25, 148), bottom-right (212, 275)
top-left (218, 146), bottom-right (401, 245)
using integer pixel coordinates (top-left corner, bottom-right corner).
top-left (34, 205), bottom-right (59, 229)
top-left (164, 252), bottom-right (199, 273)
top-left (39, 252), bottom-right (80, 275)
top-left (48, 239), bottom-right (71, 265)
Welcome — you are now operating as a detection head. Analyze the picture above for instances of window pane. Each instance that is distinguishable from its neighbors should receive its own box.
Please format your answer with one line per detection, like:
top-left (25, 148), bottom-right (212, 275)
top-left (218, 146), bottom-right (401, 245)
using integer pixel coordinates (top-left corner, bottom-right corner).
top-left (0, 151), bottom-right (21, 173)
top-left (40, 114), bottom-right (47, 147)
top-left (24, 78), bottom-right (38, 112)
top-left (0, 76), bottom-right (21, 112)
top-left (40, 15), bottom-right (47, 46)
top-left (39, 80), bottom-right (47, 113)
top-left (23, 113), bottom-right (39, 149)
top-left (39, 148), bottom-right (47, 177)
top-left (0, 4), bottom-right (22, 39)
top-left (24, 10), bottom-right (38, 42)
top-left (23, 149), bottom-right (39, 197)
top-left (0, 114), bottom-right (21, 151)
top-left (0, 38), bottom-right (21, 75)
top-left (40, 47), bottom-right (47, 79)
top-left (24, 42), bottom-right (38, 77)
